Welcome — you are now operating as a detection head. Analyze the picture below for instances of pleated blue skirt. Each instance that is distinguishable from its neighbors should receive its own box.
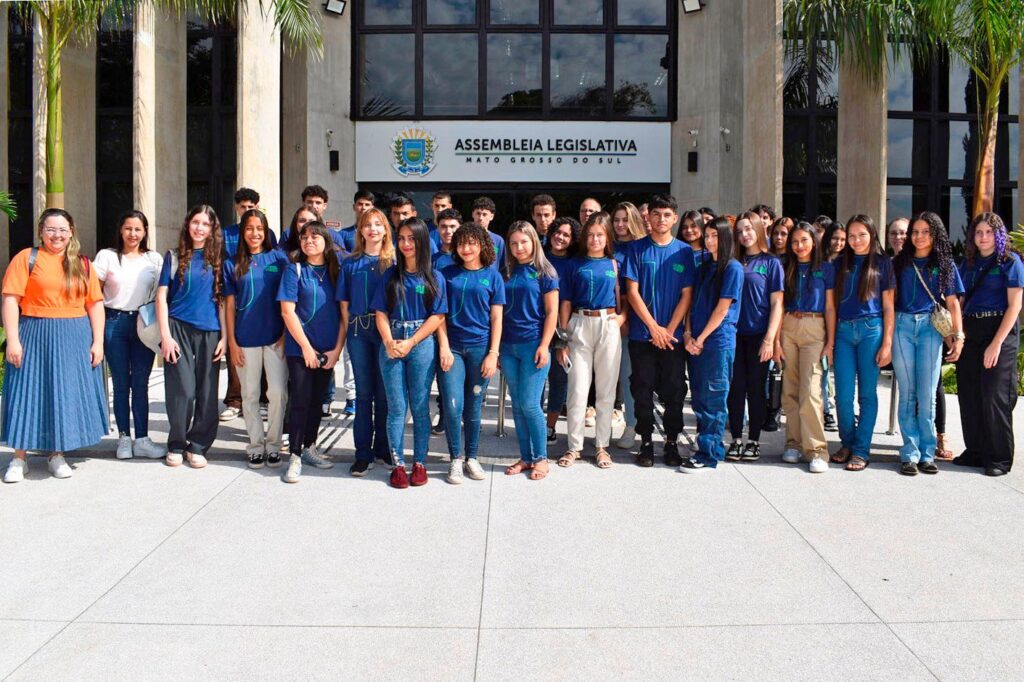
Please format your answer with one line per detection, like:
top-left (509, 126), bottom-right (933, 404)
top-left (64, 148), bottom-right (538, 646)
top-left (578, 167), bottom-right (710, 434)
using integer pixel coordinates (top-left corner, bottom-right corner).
top-left (1, 316), bottom-right (109, 452)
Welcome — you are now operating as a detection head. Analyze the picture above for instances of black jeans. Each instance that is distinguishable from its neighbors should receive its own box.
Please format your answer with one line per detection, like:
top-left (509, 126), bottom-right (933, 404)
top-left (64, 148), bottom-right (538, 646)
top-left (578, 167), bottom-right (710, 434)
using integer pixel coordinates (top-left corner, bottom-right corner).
top-left (727, 333), bottom-right (771, 441)
top-left (165, 318), bottom-right (221, 455)
top-left (629, 341), bottom-right (686, 441)
top-left (286, 357), bottom-right (333, 456)
top-left (934, 345), bottom-right (946, 433)
top-left (956, 317), bottom-right (1019, 471)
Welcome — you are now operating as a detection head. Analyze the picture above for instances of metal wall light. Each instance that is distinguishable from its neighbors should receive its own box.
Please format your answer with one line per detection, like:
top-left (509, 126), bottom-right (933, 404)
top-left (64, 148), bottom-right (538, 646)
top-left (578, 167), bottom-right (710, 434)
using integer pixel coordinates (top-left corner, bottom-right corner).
top-left (323, 0), bottom-right (347, 16)
top-left (682, 0), bottom-right (702, 14)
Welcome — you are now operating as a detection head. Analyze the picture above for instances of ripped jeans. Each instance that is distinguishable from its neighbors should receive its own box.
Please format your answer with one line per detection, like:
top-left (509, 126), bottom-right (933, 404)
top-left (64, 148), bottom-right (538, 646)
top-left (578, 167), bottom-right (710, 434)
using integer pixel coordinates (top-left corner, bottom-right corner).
top-left (438, 343), bottom-right (491, 460)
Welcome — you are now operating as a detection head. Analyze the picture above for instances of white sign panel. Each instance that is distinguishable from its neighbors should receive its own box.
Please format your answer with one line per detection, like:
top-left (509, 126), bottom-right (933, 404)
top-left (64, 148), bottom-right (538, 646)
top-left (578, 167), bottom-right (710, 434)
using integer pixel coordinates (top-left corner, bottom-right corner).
top-left (355, 121), bottom-right (671, 184)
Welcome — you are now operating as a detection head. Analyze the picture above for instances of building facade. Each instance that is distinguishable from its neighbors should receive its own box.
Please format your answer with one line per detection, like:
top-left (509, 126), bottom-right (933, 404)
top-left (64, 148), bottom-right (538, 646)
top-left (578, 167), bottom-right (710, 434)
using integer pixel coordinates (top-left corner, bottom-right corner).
top-left (2, 1), bottom-right (1021, 272)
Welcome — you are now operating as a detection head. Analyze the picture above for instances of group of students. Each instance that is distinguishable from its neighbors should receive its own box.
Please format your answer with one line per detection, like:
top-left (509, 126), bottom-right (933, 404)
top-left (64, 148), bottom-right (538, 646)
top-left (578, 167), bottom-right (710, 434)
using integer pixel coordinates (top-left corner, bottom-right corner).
top-left (1, 187), bottom-right (1020, 487)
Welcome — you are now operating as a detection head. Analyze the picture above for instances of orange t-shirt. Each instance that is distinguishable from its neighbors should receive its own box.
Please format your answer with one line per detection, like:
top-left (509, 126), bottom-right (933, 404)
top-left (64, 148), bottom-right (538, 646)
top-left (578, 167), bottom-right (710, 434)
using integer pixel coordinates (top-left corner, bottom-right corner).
top-left (2, 248), bottom-right (103, 318)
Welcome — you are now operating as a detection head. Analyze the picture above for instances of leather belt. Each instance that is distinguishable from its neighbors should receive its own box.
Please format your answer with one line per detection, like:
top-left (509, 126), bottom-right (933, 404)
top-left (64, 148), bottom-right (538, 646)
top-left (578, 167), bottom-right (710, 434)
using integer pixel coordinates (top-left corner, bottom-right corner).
top-left (786, 311), bottom-right (823, 319)
top-left (574, 308), bottom-right (616, 317)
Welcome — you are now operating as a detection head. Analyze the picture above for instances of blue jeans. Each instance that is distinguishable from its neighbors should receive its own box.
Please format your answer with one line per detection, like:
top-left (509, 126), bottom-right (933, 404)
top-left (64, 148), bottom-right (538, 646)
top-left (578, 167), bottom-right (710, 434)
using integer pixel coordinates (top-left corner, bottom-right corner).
top-left (690, 343), bottom-right (735, 467)
top-left (438, 344), bottom-right (490, 459)
top-left (379, 321), bottom-right (436, 466)
top-left (834, 316), bottom-right (884, 459)
top-left (104, 308), bottom-right (156, 437)
top-left (348, 316), bottom-right (389, 462)
top-left (501, 340), bottom-right (552, 463)
top-left (892, 313), bottom-right (944, 463)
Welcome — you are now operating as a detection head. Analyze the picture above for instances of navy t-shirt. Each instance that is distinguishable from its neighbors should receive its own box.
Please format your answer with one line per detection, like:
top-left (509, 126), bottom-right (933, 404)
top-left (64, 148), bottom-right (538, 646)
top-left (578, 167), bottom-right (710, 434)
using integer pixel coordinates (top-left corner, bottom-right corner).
top-left (959, 252), bottom-right (1024, 314)
top-left (836, 254), bottom-right (896, 320)
top-left (442, 264), bottom-right (506, 347)
top-left (222, 222), bottom-right (278, 260)
top-left (159, 249), bottom-right (221, 332)
top-left (338, 225), bottom-right (357, 253)
top-left (503, 264), bottom-right (559, 344)
top-left (691, 259), bottom-right (744, 349)
top-left (432, 250), bottom-right (456, 272)
top-left (336, 253), bottom-right (387, 317)
top-left (223, 249), bottom-right (289, 346)
top-left (370, 267), bottom-right (449, 321)
top-left (623, 237), bottom-right (697, 341)
top-left (487, 231), bottom-right (506, 268)
top-left (565, 257), bottom-right (618, 310)
top-left (896, 258), bottom-right (965, 314)
top-left (786, 260), bottom-right (835, 313)
top-left (737, 252), bottom-right (784, 335)
top-left (547, 253), bottom-right (576, 303)
top-left (276, 261), bottom-right (340, 356)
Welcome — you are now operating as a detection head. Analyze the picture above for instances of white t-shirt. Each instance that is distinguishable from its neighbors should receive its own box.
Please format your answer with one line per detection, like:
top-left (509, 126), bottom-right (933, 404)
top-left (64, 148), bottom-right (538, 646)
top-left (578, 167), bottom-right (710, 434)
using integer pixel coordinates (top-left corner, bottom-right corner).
top-left (92, 249), bottom-right (164, 311)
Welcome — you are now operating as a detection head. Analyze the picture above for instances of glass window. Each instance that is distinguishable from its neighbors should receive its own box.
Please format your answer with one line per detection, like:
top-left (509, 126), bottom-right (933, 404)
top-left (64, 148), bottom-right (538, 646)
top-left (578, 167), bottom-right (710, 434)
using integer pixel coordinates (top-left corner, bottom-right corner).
top-left (618, 0), bottom-right (667, 26)
top-left (1008, 64), bottom-right (1020, 117)
top-left (365, 0), bottom-right (412, 25)
top-left (423, 33), bottom-right (478, 116)
top-left (486, 33), bottom-right (542, 114)
top-left (887, 119), bottom-right (914, 178)
top-left (359, 33), bottom-right (415, 116)
top-left (550, 34), bottom-right (606, 115)
top-left (944, 187), bottom-right (972, 243)
top-left (427, 0), bottom-right (476, 25)
top-left (887, 46), bottom-right (913, 112)
top-left (816, 42), bottom-right (838, 109)
top-left (946, 58), bottom-right (972, 114)
top-left (948, 120), bottom-right (973, 180)
top-left (490, 0), bottom-right (538, 25)
top-left (783, 117), bottom-right (809, 177)
top-left (555, 0), bottom-right (602, 25)
top-left (816, 117), bottom-right (837, 175)
top-left (613, 34), bottom-right (669, 117)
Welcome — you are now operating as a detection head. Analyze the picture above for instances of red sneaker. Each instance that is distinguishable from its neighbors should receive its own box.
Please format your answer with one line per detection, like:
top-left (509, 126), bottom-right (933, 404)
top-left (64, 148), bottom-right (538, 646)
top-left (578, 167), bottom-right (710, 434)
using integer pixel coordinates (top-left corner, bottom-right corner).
top-left (410, 463), bottom-right (428, 486)
top-left (390, 466), bottom-right (409, 489)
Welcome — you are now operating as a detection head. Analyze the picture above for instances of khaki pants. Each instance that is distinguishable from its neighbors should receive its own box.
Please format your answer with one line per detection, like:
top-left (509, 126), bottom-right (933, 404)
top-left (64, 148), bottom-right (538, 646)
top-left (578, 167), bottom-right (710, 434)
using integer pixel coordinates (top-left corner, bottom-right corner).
top-left (781, 314), bottom-right (827, 459)
top-left (567, 312), bottom-right (622, 451)
top-left (238, 344), bottom-right (289, 455)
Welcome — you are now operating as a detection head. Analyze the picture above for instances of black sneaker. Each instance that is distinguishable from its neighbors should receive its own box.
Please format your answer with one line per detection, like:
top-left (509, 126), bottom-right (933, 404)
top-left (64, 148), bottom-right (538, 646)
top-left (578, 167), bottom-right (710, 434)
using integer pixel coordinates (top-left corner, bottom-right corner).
top-left (680, 457), bottom-right (707, 472)
top-left (663, 441), bottom-right (683, 468)
top-left (741, 442), bottom-right (761, 461)
top-left (900, 462), bottom-right (919, 476)
top-left (266, 452), bottom-right (282, 468)
top-left (762, 413), bottom-right (780, 432)
top-left (350, 459), bottom-right (372, 477)
top-left (321, 402), bottom-right (332, 417)
top-left (636, 441), bottom-right (655, 467)
top-left (546, 427), bottom-right (557, 443)
top-left (725, 441), bottom-right (743, 461)
top-left (431, 413), bottom-right (445, 435)
top-left (918, 461), bottom-right (939, 475)
top-left (985, 466), bottom-right (1007, 477)
top-left (247, 452), bottom-right (266, 469)
top-left (823, 412), bottom-right (838, 432)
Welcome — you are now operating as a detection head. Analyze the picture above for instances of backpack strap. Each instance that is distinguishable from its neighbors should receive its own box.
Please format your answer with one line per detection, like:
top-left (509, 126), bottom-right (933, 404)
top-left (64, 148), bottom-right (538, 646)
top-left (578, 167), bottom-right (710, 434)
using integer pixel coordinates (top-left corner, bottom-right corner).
top-left (28, 247), bottom-right (38, 275)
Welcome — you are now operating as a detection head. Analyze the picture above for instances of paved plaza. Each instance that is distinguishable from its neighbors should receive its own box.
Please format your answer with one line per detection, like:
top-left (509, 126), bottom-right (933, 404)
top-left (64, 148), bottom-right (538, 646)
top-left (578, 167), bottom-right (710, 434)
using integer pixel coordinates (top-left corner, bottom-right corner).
top-left (1, 367), bottom-right (1023, 680)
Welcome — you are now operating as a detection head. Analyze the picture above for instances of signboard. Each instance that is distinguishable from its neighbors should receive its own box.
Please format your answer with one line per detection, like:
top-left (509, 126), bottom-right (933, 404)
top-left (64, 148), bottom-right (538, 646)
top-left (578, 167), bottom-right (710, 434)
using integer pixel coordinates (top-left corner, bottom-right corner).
top-left (355, 121), bottom-right (671, 184)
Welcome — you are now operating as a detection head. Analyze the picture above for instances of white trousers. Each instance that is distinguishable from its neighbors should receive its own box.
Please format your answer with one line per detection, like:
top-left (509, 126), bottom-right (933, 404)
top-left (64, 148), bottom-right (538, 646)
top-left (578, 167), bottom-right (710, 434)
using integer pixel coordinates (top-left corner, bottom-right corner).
top-left (566, 312), bottom-right (622, 450)
top-left (238, 344), bottom-right (288, 455)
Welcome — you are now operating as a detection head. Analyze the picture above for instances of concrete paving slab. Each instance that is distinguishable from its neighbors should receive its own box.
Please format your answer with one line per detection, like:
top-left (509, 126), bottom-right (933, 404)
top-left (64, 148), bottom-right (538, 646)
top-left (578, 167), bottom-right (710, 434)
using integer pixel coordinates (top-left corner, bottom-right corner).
top-left (81, 463), bottom-right (491, 628)
top-left (891, 620), bottom-right (1024, 681)
top-left (8, 622), bottom-right (477, 681)
top-left (0, 456), bottom-right (243, 621)
top-left (735, 460), bottom-right (1024, 623)
top-left (0, 620), bottom-right (68, 678)
top-left (475, 624), bottom-right (934, 681)
top-left (480, 463), bottom-right (876, 628)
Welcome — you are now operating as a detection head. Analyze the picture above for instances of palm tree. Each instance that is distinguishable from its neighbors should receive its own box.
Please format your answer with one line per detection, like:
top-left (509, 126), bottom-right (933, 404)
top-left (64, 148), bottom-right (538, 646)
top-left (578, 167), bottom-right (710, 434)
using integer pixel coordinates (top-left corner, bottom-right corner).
top-left (0, 190), bottom-right (17, 222)
top-left (17, 0), bottom-right (323, 209)
top-left (783, 0), bottom-right (1024, 216)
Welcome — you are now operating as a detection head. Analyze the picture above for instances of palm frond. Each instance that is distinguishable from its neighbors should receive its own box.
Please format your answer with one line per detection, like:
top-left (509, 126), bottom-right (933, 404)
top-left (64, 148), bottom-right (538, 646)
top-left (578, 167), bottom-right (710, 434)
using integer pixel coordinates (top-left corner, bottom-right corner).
top-left (0, 191), bottom-right (17, 222)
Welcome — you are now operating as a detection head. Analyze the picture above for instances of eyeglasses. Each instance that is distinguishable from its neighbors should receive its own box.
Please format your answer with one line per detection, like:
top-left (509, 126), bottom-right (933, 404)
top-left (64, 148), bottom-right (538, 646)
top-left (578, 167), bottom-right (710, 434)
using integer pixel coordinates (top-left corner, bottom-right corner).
top-left (43, 227), bottom-right (71, 235)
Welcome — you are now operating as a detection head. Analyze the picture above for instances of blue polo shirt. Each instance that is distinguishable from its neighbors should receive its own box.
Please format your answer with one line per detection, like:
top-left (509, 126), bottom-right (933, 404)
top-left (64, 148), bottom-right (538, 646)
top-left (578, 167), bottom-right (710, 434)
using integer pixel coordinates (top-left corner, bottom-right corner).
top-left (222, 222), bottom-right (278, 260)
top-left (336, 253), bottom-right (387, 317)
top-left (276, 261), bottom-right (340, 356)
top-left (442, 264), bottom-right (506, 347)
top-left (786, 260), bottom-right (835, 313)
top-left (159, 249), bottom-right (221, 332)
top-left (547, 252), bottom-right (576, 303)
top-left (691, 259), bottom-right (744, 349)
top-left (370, 267), bottom-right (448, 321)
top-left (836, 254), bottom-right (895, 320)
top-left (432, 250), bottom-right (456, 272)
top-left (503, 264), bottom-right (559, 344)
top-left (737, 252), bottom-right (784, 335)
top-left (623, 237), bottom-right (697, 341)
top-left (959, 252), bottom-right (1024, 314)
top-left (896, 258), bottom-right (965, 314)
top-left (613, 240), bottom-right (636, 290)
top-left (338, 225), bottom-right (357, 252)
top-left (223, 249), bottom-right (289, 346)
top-left (487, 231), bottom-right (506, 268)
top-left (565, 257), bottom-right (618, 310)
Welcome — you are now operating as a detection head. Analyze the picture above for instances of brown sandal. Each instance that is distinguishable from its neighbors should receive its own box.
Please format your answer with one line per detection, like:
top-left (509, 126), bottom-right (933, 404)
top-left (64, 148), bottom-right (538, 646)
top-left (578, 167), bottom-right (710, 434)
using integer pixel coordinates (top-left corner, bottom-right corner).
top-left (935, 434), bottom-right (954, 461)
top-left (845, 455), bottom-right (869, 471)
top-left (529, 460), bottom-right (549, 480)
top-left (830, 447), bottom-right (852, 464)
top-left (505, 460), bottom-right (532, 476)
top-left (595, 448), bottom-right (613, 469)
top-left (557, 450), bottom-right (580, 467)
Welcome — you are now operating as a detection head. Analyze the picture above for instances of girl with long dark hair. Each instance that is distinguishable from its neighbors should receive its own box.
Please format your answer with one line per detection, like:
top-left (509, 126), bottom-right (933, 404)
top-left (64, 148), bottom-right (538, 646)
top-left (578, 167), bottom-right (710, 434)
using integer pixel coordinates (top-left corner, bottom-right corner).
top-left (372, 218), bottom-right (448, 488)
top-left (831, 214), bottom-right (895, 471)
top-left (890, 211), bottom-right (964, 475)
top-left (543, 216), bottom-right (582, 443)
top-left (954, 212), bottom-right (1023, 476)
top-left (156, 205), bottom-right (226, 469)
top-left (682, 216), bottom-right (744, 470)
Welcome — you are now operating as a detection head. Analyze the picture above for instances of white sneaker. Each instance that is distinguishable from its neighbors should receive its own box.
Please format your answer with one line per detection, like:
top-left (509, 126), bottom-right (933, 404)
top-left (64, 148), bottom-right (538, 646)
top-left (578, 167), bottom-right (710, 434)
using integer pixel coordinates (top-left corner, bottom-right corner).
top-left (133, 437), bottom-right (167, 459)
top-left (464, 458), bottom-right (486, 480)
top-left (283, 454), bottom-right (302, 483)
top-left (615, 425), bottom-right (638, 450)
top-left (48, 455), bottom-right (72, 479)
top-left (3, 457), bottom-right (28, 483)
top-left (301, 446), bottom-right (334, 469)
top-left (447, 458), bottom-right (465, 485)
top-left (809, 457), bottom-right (828, 473)
top-left (219, 406), bottom-right (241, 421)
top-left (782, 448), bottom-right (801, 464)
top-left (116, 435), bottom-right (134, 460)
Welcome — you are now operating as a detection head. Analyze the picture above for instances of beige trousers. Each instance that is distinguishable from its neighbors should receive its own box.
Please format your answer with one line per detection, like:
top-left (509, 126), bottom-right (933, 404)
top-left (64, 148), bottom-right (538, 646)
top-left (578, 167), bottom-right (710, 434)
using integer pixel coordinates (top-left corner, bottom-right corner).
top-left (567, 311), bottom-right (622, 451)
top-left (781, 314), bottom-right (827, 459)
top-left (238, 344), bottom-right (289, 455)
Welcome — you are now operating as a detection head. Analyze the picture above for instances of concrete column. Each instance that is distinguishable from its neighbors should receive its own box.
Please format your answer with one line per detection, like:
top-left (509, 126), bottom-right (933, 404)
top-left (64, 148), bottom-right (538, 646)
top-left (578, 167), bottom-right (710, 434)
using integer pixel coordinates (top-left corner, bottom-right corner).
top-left (1018, 69), bottom-right (1023, 228)
top-left (741, 0), bottom-right (784, 211)
top-left (32, 15), bottom-right (46, 236)
top-left (134, 2), bottom-right (187, 253)
top-left (237, 5), bottom-right (281, 230)
top-left (837, 57), bottom-right (888, 226)
top-left (62, 39), bottom-right (97, 254)
top-left (0, 9), bottom-right (9, 271)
